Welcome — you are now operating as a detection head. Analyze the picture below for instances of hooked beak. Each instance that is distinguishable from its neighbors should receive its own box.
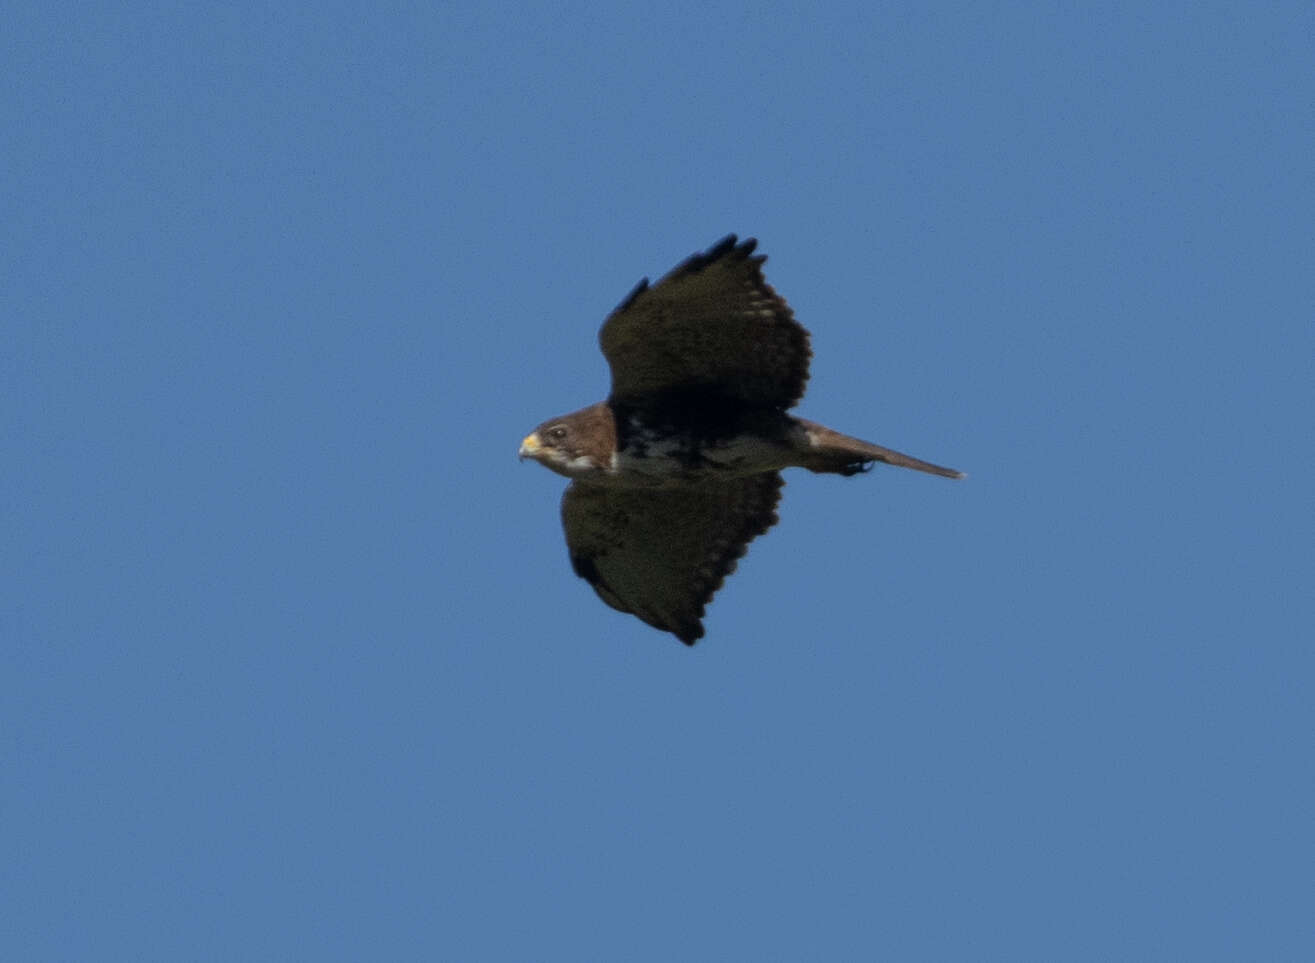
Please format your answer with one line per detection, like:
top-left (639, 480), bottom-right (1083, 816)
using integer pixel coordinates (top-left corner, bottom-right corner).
top-left (518, 433), bottom-right (541, 461)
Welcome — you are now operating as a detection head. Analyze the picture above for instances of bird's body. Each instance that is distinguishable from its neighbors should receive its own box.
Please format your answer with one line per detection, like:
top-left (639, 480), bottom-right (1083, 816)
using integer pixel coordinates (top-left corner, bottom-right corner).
top-left (528, 399), bottom-right (957, 486)
top-left (520, 235), bottom-right (960, 645)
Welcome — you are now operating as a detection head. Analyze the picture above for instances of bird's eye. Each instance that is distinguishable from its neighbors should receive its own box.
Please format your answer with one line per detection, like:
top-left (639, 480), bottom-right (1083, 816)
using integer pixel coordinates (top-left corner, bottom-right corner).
top-left (547, 425), bottom-right (568, 442)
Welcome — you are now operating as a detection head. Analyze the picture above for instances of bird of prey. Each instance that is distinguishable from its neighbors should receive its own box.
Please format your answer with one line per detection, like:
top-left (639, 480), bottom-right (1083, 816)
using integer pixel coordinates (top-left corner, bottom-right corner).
top-left (519, 234), bottom-right (961, 645)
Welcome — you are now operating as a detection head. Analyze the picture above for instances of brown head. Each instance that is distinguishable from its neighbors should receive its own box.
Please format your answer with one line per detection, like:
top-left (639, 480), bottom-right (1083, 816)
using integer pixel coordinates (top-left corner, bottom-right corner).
top-left (518, 403), bottom-right (618, 479)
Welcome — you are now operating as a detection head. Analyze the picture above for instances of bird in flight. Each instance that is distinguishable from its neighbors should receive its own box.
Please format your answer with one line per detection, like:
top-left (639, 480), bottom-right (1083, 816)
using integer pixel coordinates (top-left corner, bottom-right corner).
top-left (520, 235), bottom-right (961, 645)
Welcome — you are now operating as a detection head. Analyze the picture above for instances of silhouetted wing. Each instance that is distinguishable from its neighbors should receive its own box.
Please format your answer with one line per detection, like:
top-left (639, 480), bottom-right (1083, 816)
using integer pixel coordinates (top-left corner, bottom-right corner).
top-left (561, 473), bottom-right (784, 644)
top-left (599, 235), bottom-right (811, 409)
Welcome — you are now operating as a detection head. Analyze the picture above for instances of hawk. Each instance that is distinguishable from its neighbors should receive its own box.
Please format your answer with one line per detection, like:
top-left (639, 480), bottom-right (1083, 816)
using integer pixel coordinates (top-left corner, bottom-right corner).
top-left (520, 235), bottom-right (961, 645)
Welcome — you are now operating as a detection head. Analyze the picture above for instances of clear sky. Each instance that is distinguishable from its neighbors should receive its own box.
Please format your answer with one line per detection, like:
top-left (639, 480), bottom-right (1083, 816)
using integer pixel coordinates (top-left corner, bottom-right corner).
top-left (5, 3), bottom-right (1312, 960)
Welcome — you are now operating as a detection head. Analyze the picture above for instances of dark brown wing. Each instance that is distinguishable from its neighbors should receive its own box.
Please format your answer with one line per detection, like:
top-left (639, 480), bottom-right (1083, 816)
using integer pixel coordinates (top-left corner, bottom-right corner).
top-left (561, 474), bottom-right (784, 645)
top-left (599, 235), bottom-right (811, 410)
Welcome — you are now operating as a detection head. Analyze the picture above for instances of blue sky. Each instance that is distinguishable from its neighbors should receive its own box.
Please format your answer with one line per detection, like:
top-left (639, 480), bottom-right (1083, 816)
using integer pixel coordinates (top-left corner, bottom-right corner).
top-left (5, 2), bottom-right (1312, 959)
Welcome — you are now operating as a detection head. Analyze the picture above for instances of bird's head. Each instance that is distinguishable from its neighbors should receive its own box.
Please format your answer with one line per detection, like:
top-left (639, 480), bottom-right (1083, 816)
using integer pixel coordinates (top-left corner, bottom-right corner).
top-left (519, 405), bottom-right (616, 479)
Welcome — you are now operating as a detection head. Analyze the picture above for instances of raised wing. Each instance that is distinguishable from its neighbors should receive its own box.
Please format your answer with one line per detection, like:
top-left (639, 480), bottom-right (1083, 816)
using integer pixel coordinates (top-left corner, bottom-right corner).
top-left (599, 235), bottom-right (811, 410)
top-left (561, 474), bottom-right (784, 645)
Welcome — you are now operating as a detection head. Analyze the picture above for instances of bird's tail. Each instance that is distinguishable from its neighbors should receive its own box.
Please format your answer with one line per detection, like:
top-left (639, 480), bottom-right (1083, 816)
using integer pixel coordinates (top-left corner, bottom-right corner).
top-left (794, 419), bottom-right (963, 479)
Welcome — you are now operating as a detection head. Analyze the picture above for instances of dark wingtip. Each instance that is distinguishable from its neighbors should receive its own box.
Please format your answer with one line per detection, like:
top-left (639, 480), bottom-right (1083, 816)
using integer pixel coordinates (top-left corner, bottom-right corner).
top-left (679, 235), bottom-right (734, 275)
top-left (675, 624), bottom-right (703, 646)
top-left (669, 234), bottom-right (763, 279)
top-left (613, 276), bottom-right (651, 315)
top-left (614, 236), bottom-right (750, 315)
top-left (708, 233), bottom-right (739, 257)
top-left (569, 552), bottom-right (601, 583)
top-left (718, 234), bottom-right (761, 264)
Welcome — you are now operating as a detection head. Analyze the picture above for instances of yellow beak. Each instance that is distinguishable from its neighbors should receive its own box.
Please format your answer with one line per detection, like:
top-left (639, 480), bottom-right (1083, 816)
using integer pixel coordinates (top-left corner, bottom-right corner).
top-left (518, 433), bottom-right (541, 459)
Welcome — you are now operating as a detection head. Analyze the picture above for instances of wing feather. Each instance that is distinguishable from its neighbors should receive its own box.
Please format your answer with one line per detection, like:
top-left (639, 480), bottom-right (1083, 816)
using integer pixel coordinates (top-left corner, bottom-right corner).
top-left (599, 236), bottom-right (811, 409)
top-left (561, 474), bottom-right (785, 645)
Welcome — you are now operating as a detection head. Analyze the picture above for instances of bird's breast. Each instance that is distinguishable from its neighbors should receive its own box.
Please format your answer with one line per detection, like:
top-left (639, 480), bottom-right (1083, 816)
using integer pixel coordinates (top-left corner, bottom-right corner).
top-left (612, 427), bottom-right (792, 485)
